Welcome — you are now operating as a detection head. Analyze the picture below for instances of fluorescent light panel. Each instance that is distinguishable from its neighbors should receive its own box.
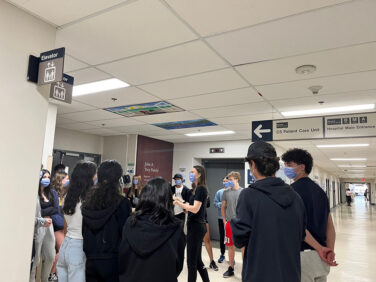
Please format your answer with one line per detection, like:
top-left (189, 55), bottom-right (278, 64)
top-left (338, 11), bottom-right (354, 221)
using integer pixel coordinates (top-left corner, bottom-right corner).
top-left (282, 104), bottom-right (374, 117)
top-left (331, 158), bottom-right (367, 161)
top-left (185, 131), bottom-right (235, 137)
top-left (317, 144), bottom-right (369, 148)
top-left (73, 78), bottom-right (129, 96)
top-left (338, 165), bottom-right (367, 168)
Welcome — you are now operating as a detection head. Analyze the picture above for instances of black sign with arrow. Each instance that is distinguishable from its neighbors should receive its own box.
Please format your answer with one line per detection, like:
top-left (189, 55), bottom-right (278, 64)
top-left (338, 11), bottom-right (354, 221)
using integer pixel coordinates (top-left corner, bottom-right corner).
top-left (252, 120), bottom-right (273, 141)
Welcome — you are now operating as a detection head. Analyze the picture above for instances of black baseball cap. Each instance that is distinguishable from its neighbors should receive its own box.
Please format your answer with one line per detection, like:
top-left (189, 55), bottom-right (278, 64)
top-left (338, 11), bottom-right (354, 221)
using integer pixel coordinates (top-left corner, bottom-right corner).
top-left (173, 173), bottom-right (183, 180)
top-left (246, 141), bottom-right (277, 160)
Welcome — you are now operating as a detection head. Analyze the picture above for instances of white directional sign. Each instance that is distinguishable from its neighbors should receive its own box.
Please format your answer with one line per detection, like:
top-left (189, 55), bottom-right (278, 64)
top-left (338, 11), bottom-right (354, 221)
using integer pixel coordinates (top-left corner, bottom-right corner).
top-left (252, 111), bottom-right (376, 142)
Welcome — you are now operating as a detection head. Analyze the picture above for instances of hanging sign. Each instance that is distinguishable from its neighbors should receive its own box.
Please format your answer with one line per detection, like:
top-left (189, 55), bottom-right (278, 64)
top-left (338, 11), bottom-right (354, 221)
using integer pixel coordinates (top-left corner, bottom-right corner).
top-left (38, 47), bottom-right (65, 85)
top-left (49, 73), bottom-right (74, 104)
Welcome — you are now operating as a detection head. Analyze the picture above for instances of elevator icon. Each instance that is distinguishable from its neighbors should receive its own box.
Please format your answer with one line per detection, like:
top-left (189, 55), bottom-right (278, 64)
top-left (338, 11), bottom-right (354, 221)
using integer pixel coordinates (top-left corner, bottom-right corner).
top-left (53, 82), bottom-right (66, 101)
top-left (44, 61), bottom-right (56, 83)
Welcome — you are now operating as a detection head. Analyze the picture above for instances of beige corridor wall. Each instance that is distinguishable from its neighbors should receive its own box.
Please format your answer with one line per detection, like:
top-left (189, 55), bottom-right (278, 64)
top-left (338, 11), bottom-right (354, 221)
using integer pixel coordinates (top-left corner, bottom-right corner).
top-left (0, 1), bottom-right (56, 281)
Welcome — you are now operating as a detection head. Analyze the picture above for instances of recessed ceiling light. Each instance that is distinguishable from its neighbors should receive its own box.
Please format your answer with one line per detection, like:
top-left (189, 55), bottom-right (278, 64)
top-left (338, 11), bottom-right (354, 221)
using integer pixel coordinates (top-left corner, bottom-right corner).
top-left (296, 65), bottom-right (316, 75)
top-left (338, 165), bottom-right (367, 168)
top-left (317, 144), bottom-right (369, 148)
top-left (73, 78), bottom-right (129, 97)
top-left (331, 158), bottom-right (367, 161)
top-left (282, 104), bottom-right (374, 117)
top-left (185, 131), bottom-right (235, 137)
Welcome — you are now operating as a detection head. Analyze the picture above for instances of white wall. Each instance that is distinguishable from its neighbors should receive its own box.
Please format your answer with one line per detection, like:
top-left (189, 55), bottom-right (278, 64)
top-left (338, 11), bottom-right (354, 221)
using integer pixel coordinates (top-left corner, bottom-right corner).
top-left (103, 135), bottom-right (128, 169)
top-left (54, 127), bottom-right (104, 155)
top-left (42, 104), bottom-right (57, 170)
top-left (0, 1), bottom-right (56, 281)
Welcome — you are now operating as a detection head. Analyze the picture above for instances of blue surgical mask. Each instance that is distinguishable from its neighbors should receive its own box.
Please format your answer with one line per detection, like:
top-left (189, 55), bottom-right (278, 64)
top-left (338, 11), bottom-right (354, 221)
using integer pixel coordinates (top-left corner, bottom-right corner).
top-left (175, 179), bottom-right (182, 185)
top-left (284, 167), bottom-right (297, 179)
top-left (223, 182), bottom-right (230, 188)
top-left (40, 178), bottom-right (50, 187)
top-left (63, 180), bottom-right (70, 187)
top-left (133, 179), bottom-right (139, 185)
top-left (189, 173), bottom-right (196, 182)
top-left (228, 180), bottom-right (235, 188)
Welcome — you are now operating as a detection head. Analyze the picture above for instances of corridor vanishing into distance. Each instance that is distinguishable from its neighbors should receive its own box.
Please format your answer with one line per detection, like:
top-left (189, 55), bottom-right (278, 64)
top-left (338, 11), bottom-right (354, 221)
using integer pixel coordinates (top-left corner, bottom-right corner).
top-left (178, 197), bottom-right (376, 282)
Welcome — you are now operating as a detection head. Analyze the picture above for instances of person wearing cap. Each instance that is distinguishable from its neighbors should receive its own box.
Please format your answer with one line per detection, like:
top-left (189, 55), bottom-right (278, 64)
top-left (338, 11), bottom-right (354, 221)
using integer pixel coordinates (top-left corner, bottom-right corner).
top-left (171, 173), bottom-right (191, 229)
top-left (231, 141), bottom-right (307, 282)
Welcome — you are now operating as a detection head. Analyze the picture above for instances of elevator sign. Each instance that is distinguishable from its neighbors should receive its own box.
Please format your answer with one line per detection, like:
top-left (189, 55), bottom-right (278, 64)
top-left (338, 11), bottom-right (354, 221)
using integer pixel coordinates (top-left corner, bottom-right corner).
top-left (49, 73), bottom-right (74, 104)
top-left (38, 47), bottom-right (65, 85)
top-left (252, 112), bottom-right (376, 142)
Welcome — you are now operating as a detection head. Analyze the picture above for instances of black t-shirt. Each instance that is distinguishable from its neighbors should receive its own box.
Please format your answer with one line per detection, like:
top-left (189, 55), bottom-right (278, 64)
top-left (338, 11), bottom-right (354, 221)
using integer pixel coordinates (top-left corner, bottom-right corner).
top-left (187, 186), bottom-right (208, 224)
top-left (291, 177), bottom-right (330, 251)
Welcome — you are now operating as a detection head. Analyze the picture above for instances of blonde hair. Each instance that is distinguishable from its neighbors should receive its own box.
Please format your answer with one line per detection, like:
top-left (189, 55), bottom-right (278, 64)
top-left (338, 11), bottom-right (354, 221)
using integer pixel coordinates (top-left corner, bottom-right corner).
top-left (128, 175), bottom-right (142, 197)
top-left (227, 171), bottom-right (241, 182)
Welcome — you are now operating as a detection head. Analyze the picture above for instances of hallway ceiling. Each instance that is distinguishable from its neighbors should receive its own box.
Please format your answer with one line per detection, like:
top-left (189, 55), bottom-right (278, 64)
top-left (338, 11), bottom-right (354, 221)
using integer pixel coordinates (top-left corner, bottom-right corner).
top-left (9, 0), bottom-right (376, 179)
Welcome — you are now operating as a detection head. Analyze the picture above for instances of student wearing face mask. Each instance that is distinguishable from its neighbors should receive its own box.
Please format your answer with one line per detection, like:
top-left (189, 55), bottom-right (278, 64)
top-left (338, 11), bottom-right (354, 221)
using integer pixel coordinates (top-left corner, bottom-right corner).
top-left (173, 166), bottom-right (210, 282)
top-left (213, 178), bottom-right (229, 264)
top-left (127, 175), bottom-right (143, 209)
top-left (30, 170), bottom-right (58, 282)
top-left (171, 173), bottom-right (191, 228)
top-left (282, 148), bottom-right (338, 282)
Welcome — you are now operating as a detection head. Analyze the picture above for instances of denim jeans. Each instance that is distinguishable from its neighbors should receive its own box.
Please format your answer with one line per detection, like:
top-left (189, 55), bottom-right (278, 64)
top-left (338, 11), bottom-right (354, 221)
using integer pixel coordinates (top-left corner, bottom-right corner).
top-left (57, 237), bottom-right (86, 282)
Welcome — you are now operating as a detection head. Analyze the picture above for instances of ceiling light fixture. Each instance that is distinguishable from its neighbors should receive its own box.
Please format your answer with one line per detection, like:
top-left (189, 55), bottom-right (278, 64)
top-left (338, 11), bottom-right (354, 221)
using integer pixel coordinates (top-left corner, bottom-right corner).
top-left (185, 131), bottom-right (235, 137)
top-left (317, 144), bottom-right (369, 148)
top-left (73, 78), bottom-right (129, 97)
top-left (282, 104), bottom-right (374, 117)
top-left (296, 65), bottom-right (316, 75)
top-left (338, 165), bottom-right (367, 168)
top-left (331, 158), bottom-right (367, 161)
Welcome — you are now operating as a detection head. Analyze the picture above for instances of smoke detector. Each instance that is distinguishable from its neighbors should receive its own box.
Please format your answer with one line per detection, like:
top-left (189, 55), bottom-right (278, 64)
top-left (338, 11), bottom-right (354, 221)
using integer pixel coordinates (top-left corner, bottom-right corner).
top-left (295, 65), bottom-right (316, 75)
top-left (308, 85), bottom-right (323, 95)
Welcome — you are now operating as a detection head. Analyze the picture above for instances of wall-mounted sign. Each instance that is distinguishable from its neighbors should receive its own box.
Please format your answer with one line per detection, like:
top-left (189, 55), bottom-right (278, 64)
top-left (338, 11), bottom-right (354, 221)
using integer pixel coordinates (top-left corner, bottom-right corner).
top-left (38, 47), bottom-right (65, 85)
top-left (49, 73), bottom-right (74, 104)
top-left (252, 111), bottom-right (376, 141)
top-left (105, 101), bottom-right (183, 117)
top-left (153, 119), bottom-right (216, 130)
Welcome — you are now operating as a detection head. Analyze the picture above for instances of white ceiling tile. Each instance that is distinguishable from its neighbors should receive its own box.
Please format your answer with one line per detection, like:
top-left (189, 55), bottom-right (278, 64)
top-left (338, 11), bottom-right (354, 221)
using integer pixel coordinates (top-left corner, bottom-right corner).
top-left (55, 116), bottom-right (76, 125)
top-left (86, 117), bottom-right (144, 128)
top-left (167, 87), bottom-right (262, 110)
top-left (68, 68), bottom-right (112, 85)
top-left (191, 102), bottom-right (274, 119)
top-left (257, 71), bottom-right (376, 100)
top-left (8, 0), bottom-right (132, 26)
top-left (56, 0), bottom-right (197, 65)
top-left (73, 87), bottom-right (159, 108)
top-left (56, 122), bottom-right (100, 131)
top-left (139, 68), bottom-right (248, 100)
top-left (210, 113), bottom-right (283, 125)
top-left (60, 109), bottom-right (121, 122)
top-left (131, 111), bottom-right (202, 124)
top-left (98, 40), bottom-right (227, 85)
top-left (171, 125), bottom-right (229, 134)
top-left (207, 1), bottom-right (376, 65)
top-left (109, 124), bottom-right (161, 133)
top-left (237, 42), bottom-right (376, 86)
top-left (81, 127), bottom-right (120, 136)
top-left (57, 100), bottom-right (97, 115)
top-left (64, 55), bottom-right (89, 73)
top-left (166, 0), bottom-right (350, 37)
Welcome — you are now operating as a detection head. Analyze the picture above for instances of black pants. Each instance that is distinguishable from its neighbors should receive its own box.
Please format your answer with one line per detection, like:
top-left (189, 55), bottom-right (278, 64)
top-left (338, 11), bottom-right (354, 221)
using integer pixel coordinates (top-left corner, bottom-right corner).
top-left (218, 219), bottom-right (225, 256)
top-left (346, 196), bottom-right (352, 206)
top-left (86, 258), bottom-right (119, 282)
top-left (175, 213), bottom-right (186, 230)
top-left (187, 222), bottom-right (210, 282)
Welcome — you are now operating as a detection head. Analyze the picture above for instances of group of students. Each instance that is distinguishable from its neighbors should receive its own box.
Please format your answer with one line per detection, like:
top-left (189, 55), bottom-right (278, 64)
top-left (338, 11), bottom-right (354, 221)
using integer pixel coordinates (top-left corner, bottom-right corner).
top-left (30, 140), bottom-right (338, 282)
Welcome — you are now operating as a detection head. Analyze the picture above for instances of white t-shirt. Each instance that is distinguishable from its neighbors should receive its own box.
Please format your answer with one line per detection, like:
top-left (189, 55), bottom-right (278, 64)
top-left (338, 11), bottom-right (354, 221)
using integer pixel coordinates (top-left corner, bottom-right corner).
top-left (174, 186), bottom-right (184, 215)
top-left (64, 202), bottom-right (83, 240)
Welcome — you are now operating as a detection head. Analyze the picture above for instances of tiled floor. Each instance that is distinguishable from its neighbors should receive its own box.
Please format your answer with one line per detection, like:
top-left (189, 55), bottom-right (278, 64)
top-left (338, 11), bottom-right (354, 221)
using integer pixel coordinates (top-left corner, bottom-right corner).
top-left (178, 196), bottom-right (376, 281)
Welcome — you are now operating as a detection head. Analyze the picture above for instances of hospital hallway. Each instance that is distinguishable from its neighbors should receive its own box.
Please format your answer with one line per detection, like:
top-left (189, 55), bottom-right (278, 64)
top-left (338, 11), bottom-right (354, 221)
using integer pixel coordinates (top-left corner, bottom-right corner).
top-left (178, 197), bottom-right (376, 282)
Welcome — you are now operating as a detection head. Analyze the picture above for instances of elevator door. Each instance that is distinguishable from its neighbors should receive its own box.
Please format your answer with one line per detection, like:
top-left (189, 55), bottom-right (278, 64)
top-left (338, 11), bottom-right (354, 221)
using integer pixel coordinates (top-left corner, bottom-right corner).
top-left (203, 159), bottom-right (245, 241)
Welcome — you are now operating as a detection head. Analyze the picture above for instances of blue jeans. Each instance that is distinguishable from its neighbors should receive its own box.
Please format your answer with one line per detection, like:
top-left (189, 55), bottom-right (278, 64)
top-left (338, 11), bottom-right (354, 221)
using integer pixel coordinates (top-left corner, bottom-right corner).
top-left (57, 237), bottom-right (86, 282)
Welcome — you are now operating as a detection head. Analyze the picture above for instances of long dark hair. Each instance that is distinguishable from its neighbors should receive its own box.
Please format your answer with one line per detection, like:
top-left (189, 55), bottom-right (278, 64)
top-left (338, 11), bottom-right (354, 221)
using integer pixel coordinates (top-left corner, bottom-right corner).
top-left (192, 165), bottom-right (208, 194)
top-left (130, 177), bottom-right (177, 226)
top-left (84, 160), bottom-right (123, 210)
top-left (39, 169), bottom-right (54, 203)
top-left (63, 161), bottom-right (97, 215)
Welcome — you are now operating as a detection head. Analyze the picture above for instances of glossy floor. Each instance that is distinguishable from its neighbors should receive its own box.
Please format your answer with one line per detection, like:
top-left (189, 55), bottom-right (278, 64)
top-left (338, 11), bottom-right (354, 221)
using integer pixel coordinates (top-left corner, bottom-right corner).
top-left (178, 196), bottom-right (376, 282)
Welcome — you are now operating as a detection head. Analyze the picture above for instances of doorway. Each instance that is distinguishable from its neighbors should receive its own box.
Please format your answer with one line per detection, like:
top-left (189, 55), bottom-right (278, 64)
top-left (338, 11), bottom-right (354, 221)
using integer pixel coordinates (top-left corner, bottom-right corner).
top-left (203, 159), bottom-right (245, 241)
top-left (52, 149), bottom-right (101, 175)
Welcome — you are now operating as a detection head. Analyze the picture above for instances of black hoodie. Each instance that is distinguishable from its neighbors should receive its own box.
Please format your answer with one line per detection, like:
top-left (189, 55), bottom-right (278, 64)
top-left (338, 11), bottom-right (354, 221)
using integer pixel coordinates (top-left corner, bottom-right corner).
top-left (82, 197), bottom-right (132, 260)
top-left (231, 177), bottom-right (306, 282)
top-left (118, 215), bottom-right (186, 282)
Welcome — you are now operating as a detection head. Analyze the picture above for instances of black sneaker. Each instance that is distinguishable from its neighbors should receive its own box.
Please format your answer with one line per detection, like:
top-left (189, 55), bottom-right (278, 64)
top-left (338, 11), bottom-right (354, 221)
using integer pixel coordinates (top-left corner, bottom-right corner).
top-left (209, 260), bottom-right (219, 271)
top-left (48, 273), bottom-right (58, 281)
top-left (223, 267), bottom-right (234, 278)
top-left (218, 254), bottom-right (225, 263)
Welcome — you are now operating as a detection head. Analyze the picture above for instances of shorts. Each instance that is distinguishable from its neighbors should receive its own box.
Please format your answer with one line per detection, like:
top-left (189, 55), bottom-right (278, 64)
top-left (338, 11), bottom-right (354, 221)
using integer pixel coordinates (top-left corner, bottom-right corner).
top-left (225, 221), bottom-right (233, 246)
